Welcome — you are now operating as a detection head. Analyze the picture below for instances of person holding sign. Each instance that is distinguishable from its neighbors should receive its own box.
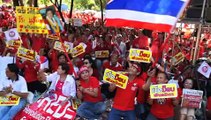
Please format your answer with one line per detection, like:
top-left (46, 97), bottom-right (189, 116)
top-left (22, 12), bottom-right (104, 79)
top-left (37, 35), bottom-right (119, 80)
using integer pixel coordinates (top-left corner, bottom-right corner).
top-left (180, 78), bottom-right (196, 120)
top-left (146, 72), bottom-right (180, 120)
top-left (108, 62), bottom-right (152, 120)
top-left (0, 63), bottom-right (29, 120)
top-left (76, 66), bottom-right (106, 119)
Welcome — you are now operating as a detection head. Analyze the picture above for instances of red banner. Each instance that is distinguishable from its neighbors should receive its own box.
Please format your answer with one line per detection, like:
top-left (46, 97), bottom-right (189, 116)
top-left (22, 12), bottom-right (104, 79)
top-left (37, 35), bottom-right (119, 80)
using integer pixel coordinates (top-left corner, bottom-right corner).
top-left (14, 93), bottom-right (76, 120)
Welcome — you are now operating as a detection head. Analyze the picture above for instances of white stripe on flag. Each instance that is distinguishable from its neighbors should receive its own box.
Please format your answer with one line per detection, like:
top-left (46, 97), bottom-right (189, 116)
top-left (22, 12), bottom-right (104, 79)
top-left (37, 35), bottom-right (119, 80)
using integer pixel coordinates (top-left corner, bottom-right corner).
top-left (106, 10), bottom-right (177, 25)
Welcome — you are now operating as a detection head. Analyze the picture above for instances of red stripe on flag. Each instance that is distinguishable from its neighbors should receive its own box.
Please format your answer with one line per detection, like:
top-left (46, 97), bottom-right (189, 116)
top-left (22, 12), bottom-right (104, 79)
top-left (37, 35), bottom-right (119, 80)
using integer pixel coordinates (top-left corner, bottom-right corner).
top-left (105, 19), bottom-right (173, 32)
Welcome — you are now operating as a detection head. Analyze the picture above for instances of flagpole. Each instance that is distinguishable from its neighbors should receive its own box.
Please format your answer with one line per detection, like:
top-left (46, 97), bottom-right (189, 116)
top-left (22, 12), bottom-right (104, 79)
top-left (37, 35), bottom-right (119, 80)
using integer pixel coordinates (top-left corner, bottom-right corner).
top-left (192, 0), bottom-right (207, 65)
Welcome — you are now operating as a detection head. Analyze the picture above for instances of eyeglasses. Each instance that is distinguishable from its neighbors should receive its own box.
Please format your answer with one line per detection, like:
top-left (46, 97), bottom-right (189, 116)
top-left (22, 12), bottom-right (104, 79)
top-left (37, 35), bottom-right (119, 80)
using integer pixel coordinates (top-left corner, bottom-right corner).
top-left (84, 62), bottom-right (89, 64)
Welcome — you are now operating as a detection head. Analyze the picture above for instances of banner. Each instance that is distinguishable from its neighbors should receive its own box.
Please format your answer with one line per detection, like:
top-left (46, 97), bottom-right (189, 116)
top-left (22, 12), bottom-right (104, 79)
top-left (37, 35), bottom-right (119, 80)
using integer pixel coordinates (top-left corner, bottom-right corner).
top-left (70, 44), bottom-right (85, 57)
top-left (181, 89), bottom-right (203, 108)
top-left (95, 50), bottom-right (109, 58)
top-left (129, 48), bottom-right (151, 63)
top-left (197, 61), bottom-right (211, 79)
top-left (150, 84), bottom-right (178, 99)
top-left (17, 47), bottom-right (36, 61)
top-left (171, 52), bottom-right (185, 66)
top-left (53, 41), bottom-right (70, 52)
top-left (14, 93), bottom-right (76, 120)
top-left (6, 40), bottom-right (22, 49)
top-left (4, 28), bottom-right (20, 41)
top-left (16, 7), bottom-right (48, 34)
top-left (103, 69), bottom-right (129, 89)
top-left (0, 94), bottom-right (20, 106)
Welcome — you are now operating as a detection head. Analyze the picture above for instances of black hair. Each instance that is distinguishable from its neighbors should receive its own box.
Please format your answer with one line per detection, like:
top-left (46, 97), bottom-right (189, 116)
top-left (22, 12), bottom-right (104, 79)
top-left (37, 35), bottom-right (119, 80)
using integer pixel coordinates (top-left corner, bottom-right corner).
top-left (7, 63), bottom-right (19, 75)
top-left (157, 72), bottom-right (169, 80)
top-left (57, 53), bottom-right (67, 60)
top-left (59, 63), bottom-right (70, 74)
top-left (46, 7), bottom-right (55, 15)
top-left (83, 54), bottom-right (97, 69)
top-left (182, 78), bottom-right (195, 89)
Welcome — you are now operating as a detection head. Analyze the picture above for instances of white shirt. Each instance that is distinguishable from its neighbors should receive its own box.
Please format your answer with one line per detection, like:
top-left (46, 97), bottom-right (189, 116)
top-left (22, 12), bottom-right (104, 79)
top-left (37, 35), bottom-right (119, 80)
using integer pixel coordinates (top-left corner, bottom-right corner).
top-left (47, 72), bottom-right (76, 97)
top-left (0, 75), bottom-right (28, 93)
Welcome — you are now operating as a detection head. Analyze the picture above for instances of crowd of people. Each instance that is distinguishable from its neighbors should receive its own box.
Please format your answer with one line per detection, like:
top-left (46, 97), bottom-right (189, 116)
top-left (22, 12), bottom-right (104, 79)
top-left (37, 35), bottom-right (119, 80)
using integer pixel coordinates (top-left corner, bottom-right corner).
top-left (0, 4), bottom-right (211, 120)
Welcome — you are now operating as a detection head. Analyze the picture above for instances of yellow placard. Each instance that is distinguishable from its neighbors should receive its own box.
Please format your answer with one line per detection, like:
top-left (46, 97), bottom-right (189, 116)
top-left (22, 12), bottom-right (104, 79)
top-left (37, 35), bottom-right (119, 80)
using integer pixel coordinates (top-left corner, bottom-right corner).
top-left (150, 84), bottom-right (178, 99)
top-left (95, 50), bottom-right (109, 58)
top-left (103, 69), bottom-right (129, 89)
top-left (53, 41), bottom-right (70, 52)
top-left (0, 94), bottom-right (20, 106)
top-left (172, 52), bottom-right (185, 65)
top-left (17, 47), bottom-right (36, 61)
top-left (129, 48), bottom-right (151, 63)
top-left (47, 34), bottom-right (60, 40)
top-left (16, 7), bottom-right (48, 34)
top-left (71, 99), bottom-right (81, 110)
top-left (70, 44), bottom-right (85, 57)
top-left (6, 40), bottom-right (22, 49)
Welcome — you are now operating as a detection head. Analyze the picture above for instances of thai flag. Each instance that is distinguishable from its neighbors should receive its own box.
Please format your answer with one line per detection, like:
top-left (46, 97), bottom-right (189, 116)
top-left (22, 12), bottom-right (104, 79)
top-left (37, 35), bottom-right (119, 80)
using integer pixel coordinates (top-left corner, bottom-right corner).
top-left (105, 0), bottom-right (189, 32)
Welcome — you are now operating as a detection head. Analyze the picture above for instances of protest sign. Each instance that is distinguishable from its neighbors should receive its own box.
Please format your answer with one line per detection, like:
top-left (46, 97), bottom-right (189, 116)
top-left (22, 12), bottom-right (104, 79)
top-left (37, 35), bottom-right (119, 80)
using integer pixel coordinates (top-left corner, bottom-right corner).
top-left (171, 52), bottom-right (185, 66)
top-left (150, 84), bottom-right (178, 99)
top-left (197, 61), bottom-right (211, 79)
top-left (95, 50), bottom-right (109, 58)
top-left (6, 40), bottom-right (22, 49)
top-left (16, 7), bottom-right (48, 34)
top-left (181, 89), bottom-right (203, 108)
top-left (53, 41), bottom-right (70, 52)
top-left (69, 44), bottom-right (85, 57)
top-left (17, 47), bottom-right (36, 61)
top-left (103, 69), bottom-right (129, 89)
top-left (14, 93), bottom-right (76, 120)
top-left (0, 94), bottom-right (20, 106)
top-left (4, 28), bottom-right (20, 41)
top-left (73, 18), bottom-right (83, 27)
top-left (46, 34), bottom-right (60, 40)
top-left (129, 48), bottom-right (151, 63)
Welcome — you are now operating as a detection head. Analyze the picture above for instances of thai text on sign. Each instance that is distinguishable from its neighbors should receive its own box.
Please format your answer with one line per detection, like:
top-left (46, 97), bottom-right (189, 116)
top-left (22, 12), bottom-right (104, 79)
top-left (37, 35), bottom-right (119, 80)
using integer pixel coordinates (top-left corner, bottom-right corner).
top-left (70, 44), bottom-right (85, 57)
top-left (129, 48), bottom-right (151, 63)
top-left (172, 52), bottom-right (185, 65)
top-left (95, 50), bottom-right (109, 58)
top-left (53, 41), bottom-right (70, 52)
top-left (181, 89), bottom-right (203, 108)
top-left (150, 84), bottom-right (178, 99)
top-left (17, 47), bottom-right (37, 61)
top-left (6, 40), bottom-right (22, 49)
top-left (0, 94), bottom-right (20, 106)
top-left (103, 69), bottom-right (129, 89)
top-left (16, 7), bottom-right (48, 34)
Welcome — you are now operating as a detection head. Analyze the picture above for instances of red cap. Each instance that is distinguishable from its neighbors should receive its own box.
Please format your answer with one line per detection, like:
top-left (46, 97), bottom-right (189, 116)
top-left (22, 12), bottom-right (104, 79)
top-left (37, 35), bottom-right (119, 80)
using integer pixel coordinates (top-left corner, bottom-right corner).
top-left (78, 65), bottom-right (89, 76)
top-left (131, 63), bottom-right (141, 73)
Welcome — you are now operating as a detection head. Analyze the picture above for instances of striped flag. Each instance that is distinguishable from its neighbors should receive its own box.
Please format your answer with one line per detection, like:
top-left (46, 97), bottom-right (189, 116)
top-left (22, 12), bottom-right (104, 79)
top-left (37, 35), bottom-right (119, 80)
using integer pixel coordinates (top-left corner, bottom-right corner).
top-left (105, 0), bottom-right (189, 32)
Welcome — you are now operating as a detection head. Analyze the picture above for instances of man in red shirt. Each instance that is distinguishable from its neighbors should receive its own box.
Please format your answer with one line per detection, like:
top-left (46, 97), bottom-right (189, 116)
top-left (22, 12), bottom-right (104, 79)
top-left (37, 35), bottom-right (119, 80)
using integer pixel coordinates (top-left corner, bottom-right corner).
top-left (132, 30), bottom-right (149, 49)
top-left (108, 62), bottom-right (152, 120)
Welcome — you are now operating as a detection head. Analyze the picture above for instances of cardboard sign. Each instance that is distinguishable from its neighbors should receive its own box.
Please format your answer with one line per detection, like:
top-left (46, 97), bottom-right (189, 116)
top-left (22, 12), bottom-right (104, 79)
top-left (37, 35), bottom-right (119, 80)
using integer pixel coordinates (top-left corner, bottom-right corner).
top-left (197, 61), bottom-right (211, 78)
top-left (53, 41), bottom-right (70, 52)
top-left (103, 69), bottom-right (129, 89)
top-left (73, 18), bottom-right (82, 27)
top-left (17, 47), bottom-right (36, 61)
top-left (46, 34), bottom-right (60, 40)
top-left (95, 50), bottom-right (109, 58)
top-left (16, 7), bottom-right (48, 34)
top-left (14, 93), bottom-right (76, 120)
top-left (129, 48), bottom-right (151, 63)
top-left (6, 40), bottom-right (22, 49)
top-left (0, 94), bottom-right (20, 106)
top-left (171, 52), bottom-right (185, 66)
top-left (181, 89), bottom-right (203, 108)
top-left (150, 84), bottom-right (178, 99)
top-left (70, 44), bottom-right (85, 57)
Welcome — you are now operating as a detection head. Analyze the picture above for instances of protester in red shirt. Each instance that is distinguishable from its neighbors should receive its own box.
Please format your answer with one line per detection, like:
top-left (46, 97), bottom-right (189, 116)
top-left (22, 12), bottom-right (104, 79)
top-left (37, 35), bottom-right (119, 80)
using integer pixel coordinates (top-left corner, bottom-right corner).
top-left (207, 96), bottom-right (211, 119)
top-left (31, 34), bottom-right (46, 53)
top-left (132, 30), bottom-right (149, 49)
top-left (108, 62), bottom-right (152, 120)
top-left (83, 55), bottom-right (99, 79)
top-left (76, 66), bottom-right (106, 119)
top-left (146, 72), bottom-right (180, 120)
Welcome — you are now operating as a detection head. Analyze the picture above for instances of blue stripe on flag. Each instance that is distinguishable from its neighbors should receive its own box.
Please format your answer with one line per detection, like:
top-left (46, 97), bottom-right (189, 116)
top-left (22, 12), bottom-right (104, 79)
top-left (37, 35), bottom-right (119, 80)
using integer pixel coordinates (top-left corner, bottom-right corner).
top-left (106, 0), bottom-right (185, 17)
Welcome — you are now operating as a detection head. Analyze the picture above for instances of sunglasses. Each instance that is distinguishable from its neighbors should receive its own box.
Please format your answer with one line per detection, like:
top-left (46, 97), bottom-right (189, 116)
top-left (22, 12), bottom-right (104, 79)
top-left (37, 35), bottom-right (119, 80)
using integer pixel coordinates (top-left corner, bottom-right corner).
top-left (84, 62), bottom-right (89, 64)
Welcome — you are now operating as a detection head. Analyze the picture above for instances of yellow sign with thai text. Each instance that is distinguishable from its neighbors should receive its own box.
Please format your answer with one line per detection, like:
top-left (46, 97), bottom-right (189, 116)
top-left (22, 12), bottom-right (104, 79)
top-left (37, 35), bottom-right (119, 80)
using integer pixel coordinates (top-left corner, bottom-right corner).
top-left (129, 48), bottom-right (151, 63)
top-left (95, 50), bottom-right (109, 58)
top-left (103, 69), bottom-right (129, 89)
top-left (16, 7), bottom-right (48, 34)
top-left (172, 52), bottom-right (185, 65)
top-left (0, 94), bottom-right (20, 106)
top-left (17, 47), bottom-right (36, 61)
top-left (6, 40), bottom-right (22, 49)
top-left (53, 41), bottom-right (70, 52)
top-left (70, 44), bottom-right (85, 57)
top-left (150, 84), bottom-right (178, 99)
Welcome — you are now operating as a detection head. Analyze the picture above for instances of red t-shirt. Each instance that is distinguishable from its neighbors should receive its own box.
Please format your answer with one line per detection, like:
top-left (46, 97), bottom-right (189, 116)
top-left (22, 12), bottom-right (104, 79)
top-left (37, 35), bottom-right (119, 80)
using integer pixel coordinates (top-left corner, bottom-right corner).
top-left (49, 49), bottom-right (59, 72)
top-left (80, 77), bottom-right (102, 103)
top-left (132, 35), bottom-right (149, 49)
top-left (136, 76), bottom-right (146, 104)
top-left (31, 35), bottom-right (45, 53)
top-left (103, 61), bottom-right (123, 72)
top-left (55, 80), bottom-right (65, 96)
top-left (207, 96), bottom-right (211, 110)
top-left (113, 77), bottom-right (145, 111)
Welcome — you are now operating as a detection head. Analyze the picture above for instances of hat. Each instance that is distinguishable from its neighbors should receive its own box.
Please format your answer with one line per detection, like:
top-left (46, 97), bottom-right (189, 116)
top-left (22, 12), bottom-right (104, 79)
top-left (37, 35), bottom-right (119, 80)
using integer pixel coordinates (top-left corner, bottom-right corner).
top-left (78, 66), bottom-right (89, 76)
top-left (131, 63), bottom-right (141, 73)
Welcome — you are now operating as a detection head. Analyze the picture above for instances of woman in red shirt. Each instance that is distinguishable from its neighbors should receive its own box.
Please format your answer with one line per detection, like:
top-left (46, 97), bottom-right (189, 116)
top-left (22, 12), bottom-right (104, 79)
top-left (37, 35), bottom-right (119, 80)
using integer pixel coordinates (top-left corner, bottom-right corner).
top-left (76, 66), bottom-right (106, 119)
